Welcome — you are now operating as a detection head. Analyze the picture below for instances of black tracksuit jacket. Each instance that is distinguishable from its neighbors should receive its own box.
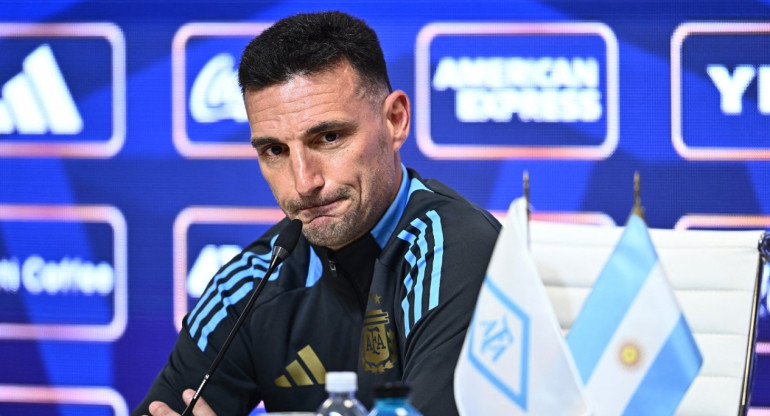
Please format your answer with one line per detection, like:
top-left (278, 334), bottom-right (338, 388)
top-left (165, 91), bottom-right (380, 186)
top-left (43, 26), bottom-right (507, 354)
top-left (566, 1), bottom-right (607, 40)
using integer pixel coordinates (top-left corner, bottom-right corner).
top-left (134, 167), bottom-right (501, 416)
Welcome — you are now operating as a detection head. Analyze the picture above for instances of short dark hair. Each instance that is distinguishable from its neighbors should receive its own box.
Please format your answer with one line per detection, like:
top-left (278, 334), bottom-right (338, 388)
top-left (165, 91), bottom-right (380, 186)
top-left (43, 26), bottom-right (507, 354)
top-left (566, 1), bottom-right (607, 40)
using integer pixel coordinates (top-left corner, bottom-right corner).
top-left (238, 11), bottom-right (392, 98)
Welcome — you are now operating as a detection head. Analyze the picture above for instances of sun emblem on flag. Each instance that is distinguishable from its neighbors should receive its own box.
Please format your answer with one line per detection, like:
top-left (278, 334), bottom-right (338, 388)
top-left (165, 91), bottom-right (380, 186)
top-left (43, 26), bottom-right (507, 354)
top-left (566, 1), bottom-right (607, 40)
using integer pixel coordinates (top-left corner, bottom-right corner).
top-left (619, 342), bottom-right (641, 367)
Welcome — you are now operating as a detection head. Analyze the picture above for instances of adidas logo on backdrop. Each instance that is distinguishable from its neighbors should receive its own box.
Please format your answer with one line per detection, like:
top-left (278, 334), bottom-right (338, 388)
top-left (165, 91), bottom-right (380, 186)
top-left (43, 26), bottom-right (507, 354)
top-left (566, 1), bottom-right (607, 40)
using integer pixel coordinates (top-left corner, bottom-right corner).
top-left (0, 44), bottom-right (83, 135)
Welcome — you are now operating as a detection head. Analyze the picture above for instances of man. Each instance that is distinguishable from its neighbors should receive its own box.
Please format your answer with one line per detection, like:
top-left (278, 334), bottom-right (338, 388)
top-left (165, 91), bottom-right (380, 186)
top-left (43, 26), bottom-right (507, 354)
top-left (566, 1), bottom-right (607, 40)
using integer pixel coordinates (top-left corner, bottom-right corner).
top-left (135, 11), bottom-right (500, 416)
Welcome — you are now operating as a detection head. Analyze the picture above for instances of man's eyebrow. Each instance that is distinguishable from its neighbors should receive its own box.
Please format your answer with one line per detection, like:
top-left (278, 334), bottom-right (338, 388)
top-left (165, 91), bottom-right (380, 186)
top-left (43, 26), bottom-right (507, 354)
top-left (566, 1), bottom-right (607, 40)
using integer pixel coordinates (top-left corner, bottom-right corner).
top-left (250, 120), bottom-right (357, 149)
top-left (304, 120), bottom-right (355, 136)
top-left (251, 136), bottom-right (280, 149)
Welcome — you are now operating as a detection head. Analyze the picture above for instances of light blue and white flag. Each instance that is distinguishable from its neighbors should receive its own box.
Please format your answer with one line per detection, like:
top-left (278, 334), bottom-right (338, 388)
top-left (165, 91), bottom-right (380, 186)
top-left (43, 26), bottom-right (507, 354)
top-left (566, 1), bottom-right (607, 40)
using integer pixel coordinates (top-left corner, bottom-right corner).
top-left (454, 198), bottom-right (590, 416)
top-left (566, 214), bottom-right (703, 416)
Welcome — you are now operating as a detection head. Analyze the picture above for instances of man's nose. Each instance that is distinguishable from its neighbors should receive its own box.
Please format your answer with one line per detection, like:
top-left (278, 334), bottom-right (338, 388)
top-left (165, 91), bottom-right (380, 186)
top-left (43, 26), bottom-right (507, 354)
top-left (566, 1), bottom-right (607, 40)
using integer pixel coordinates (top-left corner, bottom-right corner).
top-left (290, 149), bottom-right (324, 196)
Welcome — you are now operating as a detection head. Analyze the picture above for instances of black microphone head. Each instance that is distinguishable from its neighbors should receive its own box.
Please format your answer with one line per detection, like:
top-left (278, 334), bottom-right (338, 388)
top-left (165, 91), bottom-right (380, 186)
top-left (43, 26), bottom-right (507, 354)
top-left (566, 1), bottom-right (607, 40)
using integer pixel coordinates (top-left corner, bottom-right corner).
top-left (268, 219), bottom-right (303, 270)
top-left (274, 219), bottom-right (303, 257)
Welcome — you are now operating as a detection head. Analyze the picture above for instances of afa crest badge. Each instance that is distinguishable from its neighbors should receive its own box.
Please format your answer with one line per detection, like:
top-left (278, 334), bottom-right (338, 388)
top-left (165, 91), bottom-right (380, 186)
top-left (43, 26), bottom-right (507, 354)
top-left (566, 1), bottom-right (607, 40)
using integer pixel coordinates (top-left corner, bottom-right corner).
top-left (361, 308), bottom-right (397, 374)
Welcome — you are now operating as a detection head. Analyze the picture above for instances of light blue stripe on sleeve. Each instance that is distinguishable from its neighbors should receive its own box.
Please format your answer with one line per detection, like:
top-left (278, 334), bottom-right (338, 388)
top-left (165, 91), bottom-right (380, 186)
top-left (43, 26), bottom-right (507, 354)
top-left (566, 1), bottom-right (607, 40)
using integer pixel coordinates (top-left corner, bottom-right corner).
top-left (621, 316), bottom-right (703, 416)
top-left (195, 280), bottom-right (255, 351)
top-left (187, 254), bottom-right (248, 326)
top-left (188, 266), bottom-right (257, 337)
top-left (396, 211), bottom-right (444, 337)
top-left (410, 218), bottom-right (429, 326)
top-left (567, 216), bottom-right (658, 383)
top-left (426, 210), bottom-right (444, 309)
top-left (187, 235), bottom-right (277, 326)
top-left (398, 229), bottom-right (418, 337)
top-left (187, 251), bottom-right (268, 329)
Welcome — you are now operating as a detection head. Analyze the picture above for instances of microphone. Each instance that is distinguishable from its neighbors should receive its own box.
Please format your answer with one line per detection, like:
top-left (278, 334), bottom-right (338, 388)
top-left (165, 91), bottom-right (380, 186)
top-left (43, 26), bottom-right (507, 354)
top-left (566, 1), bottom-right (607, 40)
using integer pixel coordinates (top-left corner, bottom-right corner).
top-left (268, 219), bottom-right (302, 271)
top-left (182, 219), bottom-right (303, 416)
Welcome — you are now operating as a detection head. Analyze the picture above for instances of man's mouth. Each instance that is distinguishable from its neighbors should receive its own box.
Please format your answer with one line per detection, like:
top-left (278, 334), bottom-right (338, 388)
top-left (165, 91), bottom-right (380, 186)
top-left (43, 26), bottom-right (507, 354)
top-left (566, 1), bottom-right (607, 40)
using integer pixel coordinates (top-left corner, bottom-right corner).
top-left (298, 198), bottom-right (342, 220)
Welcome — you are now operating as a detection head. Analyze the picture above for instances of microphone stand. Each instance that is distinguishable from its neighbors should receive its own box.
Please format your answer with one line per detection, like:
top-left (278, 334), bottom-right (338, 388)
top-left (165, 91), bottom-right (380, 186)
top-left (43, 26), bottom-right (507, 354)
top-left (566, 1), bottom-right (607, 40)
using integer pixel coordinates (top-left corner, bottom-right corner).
top-left (181, 220), bottom-right (301, 415)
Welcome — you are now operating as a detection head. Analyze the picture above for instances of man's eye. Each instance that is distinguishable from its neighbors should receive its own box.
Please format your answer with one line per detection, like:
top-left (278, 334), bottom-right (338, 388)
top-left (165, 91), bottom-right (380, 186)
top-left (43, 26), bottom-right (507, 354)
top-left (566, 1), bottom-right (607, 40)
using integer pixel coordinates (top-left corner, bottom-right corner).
top-left (322, 132), bottom-right (339, 143)
top-left (265, 145), bottom-right (284, 156)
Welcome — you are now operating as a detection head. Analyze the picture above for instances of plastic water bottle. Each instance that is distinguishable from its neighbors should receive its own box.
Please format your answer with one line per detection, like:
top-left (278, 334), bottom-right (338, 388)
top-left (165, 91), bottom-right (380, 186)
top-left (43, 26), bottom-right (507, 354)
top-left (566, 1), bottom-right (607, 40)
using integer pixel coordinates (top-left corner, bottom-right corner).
top-left (367, 382), bottom-right (423, 416)
top-left (316, 371), bottom-right (368, 416)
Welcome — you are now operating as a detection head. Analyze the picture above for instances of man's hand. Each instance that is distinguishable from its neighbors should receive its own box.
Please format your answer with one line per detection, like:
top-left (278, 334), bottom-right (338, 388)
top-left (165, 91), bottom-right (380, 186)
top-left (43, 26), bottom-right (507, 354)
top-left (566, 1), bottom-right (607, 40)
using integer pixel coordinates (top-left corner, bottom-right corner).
top-left (146, 389), bottom-right (218, 416)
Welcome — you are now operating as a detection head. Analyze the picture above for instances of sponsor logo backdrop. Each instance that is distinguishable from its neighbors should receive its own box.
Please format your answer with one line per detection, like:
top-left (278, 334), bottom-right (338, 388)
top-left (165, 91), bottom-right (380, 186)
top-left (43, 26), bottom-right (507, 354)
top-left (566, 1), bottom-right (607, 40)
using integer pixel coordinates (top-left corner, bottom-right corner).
top-left (0, 0), bottom-right (769, 414)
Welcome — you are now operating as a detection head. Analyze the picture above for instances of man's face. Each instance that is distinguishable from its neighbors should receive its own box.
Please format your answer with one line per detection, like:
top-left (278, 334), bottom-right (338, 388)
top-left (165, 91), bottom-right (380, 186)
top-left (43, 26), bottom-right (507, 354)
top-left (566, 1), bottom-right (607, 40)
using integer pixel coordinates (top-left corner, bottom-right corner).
top-left (244, 61), bottom-right (408, 250)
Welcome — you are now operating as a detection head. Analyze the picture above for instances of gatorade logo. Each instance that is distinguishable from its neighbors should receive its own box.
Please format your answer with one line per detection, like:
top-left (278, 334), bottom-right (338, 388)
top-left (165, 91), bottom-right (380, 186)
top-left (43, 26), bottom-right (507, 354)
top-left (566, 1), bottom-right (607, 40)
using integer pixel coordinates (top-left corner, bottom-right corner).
top-left (0, 23), bottom-right (125, 158)
top-left (415, 22), bottom-right (618, 160)
top-left (189, 53), bottom-right (247, 124)
top-left (172, 22), bottom-right (270, 159)
top-left (671, 22), bottom-right (770, 160)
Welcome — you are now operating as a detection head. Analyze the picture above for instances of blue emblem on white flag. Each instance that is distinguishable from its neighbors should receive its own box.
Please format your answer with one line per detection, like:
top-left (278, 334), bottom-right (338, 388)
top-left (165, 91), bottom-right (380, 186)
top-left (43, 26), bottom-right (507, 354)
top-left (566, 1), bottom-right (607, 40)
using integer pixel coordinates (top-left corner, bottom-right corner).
top-left (467, 278), bottom-right (530, 409)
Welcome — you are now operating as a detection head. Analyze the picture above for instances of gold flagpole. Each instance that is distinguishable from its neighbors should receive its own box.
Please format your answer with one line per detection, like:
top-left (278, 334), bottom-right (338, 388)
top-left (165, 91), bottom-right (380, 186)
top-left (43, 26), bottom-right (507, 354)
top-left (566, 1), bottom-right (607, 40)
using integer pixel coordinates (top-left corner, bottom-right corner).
top-left (631, 171), bottom-right (646, 223)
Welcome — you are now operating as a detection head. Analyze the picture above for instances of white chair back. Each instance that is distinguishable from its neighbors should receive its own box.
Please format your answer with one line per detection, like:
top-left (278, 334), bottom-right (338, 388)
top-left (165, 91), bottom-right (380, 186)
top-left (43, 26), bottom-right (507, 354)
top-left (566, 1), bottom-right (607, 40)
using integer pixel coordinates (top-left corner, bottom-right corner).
top-left (529, 220), bottom-right (765, 416)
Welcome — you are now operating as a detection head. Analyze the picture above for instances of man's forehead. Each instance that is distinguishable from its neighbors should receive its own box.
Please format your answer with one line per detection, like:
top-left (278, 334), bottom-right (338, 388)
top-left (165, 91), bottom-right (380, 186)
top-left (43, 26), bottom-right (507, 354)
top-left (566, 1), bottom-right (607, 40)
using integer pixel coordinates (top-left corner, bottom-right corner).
top-left (244, 71), bottom-right (376, 141)
top-left (246, 61), bottom-right (365, 96)
top-left (253, 67), bottom-right (362, 106)
top-left (247, 67), bottom-right (377, 118)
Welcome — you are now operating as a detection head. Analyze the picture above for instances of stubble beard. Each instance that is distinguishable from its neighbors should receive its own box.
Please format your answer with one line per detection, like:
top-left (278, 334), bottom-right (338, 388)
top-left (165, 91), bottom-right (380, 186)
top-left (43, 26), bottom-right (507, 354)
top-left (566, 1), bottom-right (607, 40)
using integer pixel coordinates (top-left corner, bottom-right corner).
top-left (292, 139), bottom-right (395, 250)
top-left (300, 169), bottom-right (394, 249)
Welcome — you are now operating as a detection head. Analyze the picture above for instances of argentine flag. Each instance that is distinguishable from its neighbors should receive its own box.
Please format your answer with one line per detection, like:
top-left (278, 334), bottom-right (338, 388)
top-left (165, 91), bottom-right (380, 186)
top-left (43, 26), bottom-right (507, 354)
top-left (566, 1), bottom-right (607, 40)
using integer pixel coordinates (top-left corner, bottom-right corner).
top-left (454, 198), bottom-right (590, 416)
top-left (567, 214), bottom-right (702, 415)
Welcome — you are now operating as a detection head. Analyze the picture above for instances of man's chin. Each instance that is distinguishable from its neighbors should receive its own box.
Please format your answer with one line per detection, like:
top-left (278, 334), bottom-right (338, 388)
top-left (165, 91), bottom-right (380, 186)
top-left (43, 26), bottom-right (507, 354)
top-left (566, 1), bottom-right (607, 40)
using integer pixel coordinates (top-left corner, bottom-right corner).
top-left (301, 220), bottom-right (351, 249)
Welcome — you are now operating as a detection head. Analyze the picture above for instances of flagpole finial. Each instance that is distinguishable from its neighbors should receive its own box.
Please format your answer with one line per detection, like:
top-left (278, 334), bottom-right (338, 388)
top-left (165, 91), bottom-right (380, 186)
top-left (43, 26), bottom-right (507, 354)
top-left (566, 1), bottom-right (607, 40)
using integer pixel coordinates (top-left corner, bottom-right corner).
top-left (632, 171), bottom-right (646, 221)
top-left (523, 170), bottom-right (531, 218)
top-left (523, 170), bottom-right (531, 249)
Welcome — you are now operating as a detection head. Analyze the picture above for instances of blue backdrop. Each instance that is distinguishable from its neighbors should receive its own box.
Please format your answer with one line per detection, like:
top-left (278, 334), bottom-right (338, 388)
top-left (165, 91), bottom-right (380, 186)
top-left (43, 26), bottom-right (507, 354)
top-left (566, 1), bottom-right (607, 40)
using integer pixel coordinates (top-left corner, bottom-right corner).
top-left (0, 0), bottom-right (769, 414)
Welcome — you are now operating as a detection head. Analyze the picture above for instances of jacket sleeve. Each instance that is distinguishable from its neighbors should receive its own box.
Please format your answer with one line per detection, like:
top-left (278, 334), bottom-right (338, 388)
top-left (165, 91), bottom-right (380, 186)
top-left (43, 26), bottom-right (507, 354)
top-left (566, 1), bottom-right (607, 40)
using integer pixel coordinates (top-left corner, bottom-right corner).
top-left (397, 203), bottom-right (500, 416)
top-left (131, 221), bottom-right (289, 416)
top-left (131, 313), bottom-right (263, 416)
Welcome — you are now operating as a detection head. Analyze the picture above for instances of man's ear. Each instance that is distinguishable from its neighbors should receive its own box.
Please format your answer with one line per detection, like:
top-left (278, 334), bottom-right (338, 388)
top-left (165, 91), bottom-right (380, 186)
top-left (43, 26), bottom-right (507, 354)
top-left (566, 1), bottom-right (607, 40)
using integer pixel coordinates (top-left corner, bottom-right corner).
top-left (383, 90), bottom-right (411, 151)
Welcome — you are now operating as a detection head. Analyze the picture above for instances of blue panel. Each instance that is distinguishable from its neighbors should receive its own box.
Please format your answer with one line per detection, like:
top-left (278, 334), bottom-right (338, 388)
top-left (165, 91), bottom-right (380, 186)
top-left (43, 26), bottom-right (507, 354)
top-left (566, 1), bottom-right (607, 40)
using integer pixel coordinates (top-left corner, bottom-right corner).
top-left (0, 0), bottom-right (768, 414)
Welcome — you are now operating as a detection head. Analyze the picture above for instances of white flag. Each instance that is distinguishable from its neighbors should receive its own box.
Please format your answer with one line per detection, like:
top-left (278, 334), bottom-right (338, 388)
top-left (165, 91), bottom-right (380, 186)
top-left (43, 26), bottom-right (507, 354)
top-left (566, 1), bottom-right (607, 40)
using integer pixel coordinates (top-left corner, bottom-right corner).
top-left (455, 198), bottom-right (590, 416)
